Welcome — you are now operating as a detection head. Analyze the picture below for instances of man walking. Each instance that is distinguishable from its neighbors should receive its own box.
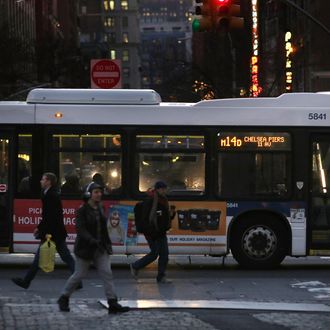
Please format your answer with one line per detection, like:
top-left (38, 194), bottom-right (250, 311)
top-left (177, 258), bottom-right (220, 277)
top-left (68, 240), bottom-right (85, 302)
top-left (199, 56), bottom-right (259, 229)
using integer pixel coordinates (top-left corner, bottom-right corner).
top-left (130, 181), bottom-right (176, 283)
top-left (57, 182), bottom-right (129, 313)
top-left (12, 172), bottom-right (76, 289)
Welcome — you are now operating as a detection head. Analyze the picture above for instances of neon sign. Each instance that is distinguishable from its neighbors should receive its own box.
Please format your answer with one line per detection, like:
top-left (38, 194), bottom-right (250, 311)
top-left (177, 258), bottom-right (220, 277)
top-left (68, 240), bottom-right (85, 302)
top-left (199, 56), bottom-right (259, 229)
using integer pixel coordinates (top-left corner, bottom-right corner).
top-left (250, 0), bottom-right (262, 97)
top-left (285, 31), bottom-right (293, 92)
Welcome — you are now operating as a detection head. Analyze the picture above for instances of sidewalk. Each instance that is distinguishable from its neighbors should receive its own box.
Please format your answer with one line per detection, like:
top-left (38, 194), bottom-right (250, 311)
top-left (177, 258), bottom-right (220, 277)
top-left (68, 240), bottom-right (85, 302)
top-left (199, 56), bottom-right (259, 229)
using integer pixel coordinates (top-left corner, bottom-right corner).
top-left (0, 253), bottom-right (227, 267)
top-left (0, 296), bottom-right (217, 330)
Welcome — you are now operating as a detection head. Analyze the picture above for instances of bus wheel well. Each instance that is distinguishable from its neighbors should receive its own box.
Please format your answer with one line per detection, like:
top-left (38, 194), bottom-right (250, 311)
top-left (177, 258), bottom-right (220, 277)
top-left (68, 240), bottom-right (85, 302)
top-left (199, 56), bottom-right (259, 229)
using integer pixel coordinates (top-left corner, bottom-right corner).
top-left (229, 210), bottom-right (291, 269)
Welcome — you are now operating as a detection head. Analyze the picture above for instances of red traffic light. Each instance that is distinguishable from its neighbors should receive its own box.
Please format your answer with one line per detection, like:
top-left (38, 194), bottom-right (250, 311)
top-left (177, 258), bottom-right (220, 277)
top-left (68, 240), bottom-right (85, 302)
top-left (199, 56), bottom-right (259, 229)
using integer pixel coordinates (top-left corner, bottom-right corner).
top-left (214, 0), bottom-right (231, 5)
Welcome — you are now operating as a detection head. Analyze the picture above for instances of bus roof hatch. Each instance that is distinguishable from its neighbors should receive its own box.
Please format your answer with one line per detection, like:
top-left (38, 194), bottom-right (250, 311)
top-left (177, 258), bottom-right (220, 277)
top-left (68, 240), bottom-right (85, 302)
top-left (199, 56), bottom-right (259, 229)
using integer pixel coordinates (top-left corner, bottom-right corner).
top-left (26, 88), bottom-right (162, 105)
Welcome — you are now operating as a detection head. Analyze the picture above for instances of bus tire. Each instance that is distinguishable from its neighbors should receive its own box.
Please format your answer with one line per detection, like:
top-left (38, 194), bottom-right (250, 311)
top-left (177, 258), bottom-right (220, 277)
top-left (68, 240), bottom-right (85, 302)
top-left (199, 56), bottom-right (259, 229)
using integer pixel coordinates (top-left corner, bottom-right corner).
top-left (230, 215), bottom-right (288, 269)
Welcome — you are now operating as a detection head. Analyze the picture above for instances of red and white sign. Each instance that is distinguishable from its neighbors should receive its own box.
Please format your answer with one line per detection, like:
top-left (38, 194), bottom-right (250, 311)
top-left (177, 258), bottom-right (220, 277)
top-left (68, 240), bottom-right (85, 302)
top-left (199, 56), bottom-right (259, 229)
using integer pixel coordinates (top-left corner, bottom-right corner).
top-left (91, 59), bottom-right (122, 89)
top-left (0, 184), bottom-right (7, 192)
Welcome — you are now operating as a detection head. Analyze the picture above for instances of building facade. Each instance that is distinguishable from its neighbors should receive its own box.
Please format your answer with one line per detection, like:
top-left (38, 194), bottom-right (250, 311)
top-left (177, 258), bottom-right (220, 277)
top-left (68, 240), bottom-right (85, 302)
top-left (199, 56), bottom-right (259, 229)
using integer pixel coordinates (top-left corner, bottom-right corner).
top-left (139, 0), bottom-right (193, 100)
top-left (79, 0), bottom-right (141, 88)
top-left (259, 0), bottom-right (330, 95)
top-left (0, 0), bottom-right (36, 98)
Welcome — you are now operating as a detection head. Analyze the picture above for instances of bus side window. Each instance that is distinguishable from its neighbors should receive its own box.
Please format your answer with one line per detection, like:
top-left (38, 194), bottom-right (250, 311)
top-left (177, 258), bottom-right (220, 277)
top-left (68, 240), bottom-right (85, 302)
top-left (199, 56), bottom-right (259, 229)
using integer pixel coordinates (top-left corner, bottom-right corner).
top-left (137, 135), bottom-right (206, 195)
top-left (17, 134), bottom-right (32, 194)
top-left (52, 133), bottom-right (122, 196)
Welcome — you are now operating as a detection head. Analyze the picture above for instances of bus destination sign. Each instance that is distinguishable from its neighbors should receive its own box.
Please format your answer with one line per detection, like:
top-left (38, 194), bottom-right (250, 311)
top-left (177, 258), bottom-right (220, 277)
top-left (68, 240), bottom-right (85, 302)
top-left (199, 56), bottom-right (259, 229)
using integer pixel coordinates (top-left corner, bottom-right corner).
top-left (218, 132), bottom-right (291, 151)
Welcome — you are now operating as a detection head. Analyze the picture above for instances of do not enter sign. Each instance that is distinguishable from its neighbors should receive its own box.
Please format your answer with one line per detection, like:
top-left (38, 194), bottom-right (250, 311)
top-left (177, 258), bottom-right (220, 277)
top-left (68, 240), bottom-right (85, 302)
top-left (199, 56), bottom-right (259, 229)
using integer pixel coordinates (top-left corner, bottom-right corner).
top-left (91, 59), bottom-right (122, 89)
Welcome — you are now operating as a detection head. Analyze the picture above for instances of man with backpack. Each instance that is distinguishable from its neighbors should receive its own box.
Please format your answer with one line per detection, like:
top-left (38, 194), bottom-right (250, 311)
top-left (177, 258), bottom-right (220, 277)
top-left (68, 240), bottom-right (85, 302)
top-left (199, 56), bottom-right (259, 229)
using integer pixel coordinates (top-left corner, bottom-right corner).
top-left (130, 181), bottom-right (176, 283)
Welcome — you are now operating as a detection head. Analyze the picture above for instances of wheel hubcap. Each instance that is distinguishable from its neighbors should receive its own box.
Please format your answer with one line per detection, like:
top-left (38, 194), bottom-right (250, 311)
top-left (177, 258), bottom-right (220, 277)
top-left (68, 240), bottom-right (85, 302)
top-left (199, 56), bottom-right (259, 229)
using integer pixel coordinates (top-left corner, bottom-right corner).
top-left (242, 225), bottom-right (277, 260)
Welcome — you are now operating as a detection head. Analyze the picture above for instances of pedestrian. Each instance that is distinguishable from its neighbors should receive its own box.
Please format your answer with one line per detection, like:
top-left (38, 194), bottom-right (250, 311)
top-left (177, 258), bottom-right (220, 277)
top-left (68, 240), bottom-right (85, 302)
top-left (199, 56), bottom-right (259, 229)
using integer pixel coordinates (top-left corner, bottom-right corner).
top-left (57, 182), bottom-right (129, 313)
top-left (12, 172), bottom-right (78, 289)
top-left (130, 181), bottom-right (176, 283)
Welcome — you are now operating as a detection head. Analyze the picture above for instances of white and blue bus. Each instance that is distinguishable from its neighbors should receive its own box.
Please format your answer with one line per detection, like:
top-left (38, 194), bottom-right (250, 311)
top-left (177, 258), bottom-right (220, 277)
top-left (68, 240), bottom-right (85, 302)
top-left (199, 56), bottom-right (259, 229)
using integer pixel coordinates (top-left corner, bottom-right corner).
top-left (1, 88), bottom-right (330, 268)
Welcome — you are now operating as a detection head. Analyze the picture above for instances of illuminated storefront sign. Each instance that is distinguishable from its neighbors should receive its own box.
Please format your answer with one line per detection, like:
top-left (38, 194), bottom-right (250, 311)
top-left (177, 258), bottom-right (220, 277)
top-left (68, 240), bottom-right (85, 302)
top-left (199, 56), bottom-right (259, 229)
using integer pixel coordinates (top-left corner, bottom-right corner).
top-left (285, 31), bottom-right (293, 92)
top-left (250, 0), bottom-right (262, 97)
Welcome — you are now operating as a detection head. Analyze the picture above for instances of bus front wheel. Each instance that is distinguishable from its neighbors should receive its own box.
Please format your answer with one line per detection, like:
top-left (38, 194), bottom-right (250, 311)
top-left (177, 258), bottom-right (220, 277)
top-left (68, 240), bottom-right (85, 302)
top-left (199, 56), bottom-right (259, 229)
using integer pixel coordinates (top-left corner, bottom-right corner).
top-left (230, 216), bottom-right (288, 269)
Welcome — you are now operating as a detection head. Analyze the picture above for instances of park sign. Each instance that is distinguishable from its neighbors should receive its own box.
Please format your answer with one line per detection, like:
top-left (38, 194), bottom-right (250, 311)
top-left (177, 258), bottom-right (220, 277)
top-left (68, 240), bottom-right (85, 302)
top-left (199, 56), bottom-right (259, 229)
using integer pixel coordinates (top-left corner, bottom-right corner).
top-left (90, 59), bottom-right (122, 89)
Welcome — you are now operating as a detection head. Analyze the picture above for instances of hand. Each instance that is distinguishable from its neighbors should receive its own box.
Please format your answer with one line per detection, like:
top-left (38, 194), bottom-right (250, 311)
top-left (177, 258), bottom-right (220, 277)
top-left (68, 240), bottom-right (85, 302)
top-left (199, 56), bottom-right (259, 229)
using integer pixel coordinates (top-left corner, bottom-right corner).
top-left (33, 228), bottom-right (40, 239)
top-left (96, 240), bottom-right (105, 253)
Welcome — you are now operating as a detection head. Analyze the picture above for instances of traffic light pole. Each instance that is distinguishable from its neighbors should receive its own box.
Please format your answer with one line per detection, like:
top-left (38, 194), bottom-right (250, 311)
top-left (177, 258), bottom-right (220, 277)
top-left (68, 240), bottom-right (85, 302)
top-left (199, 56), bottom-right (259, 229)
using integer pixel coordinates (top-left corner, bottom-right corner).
top-left (280, 0), bottom-right (330, 36)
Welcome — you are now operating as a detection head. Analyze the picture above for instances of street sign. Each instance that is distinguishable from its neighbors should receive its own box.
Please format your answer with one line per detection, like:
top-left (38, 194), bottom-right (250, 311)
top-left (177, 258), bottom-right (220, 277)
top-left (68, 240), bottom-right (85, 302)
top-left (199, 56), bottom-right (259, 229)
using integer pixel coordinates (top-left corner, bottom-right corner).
top-left (90, 59), bottom-right (122, 89)
top-left (0, 184), bottom-right (7, 193)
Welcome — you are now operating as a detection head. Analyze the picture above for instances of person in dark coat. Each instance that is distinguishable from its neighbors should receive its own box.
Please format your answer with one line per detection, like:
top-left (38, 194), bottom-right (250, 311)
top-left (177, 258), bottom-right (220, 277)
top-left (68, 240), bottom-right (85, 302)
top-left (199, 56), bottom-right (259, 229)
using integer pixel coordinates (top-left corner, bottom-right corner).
top-left (12, 172), bottom-right (76, 289)
top-left (130, 181), bottom-right (176, 283)
top-left (57, 182), bottom-right (129, 313)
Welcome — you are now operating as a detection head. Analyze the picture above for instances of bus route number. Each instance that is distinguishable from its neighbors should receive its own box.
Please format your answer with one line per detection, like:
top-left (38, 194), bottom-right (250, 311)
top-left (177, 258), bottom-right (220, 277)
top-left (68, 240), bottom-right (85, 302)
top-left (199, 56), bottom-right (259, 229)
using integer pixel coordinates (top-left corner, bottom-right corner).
top-left (308, 113), bottom-right (327, 120)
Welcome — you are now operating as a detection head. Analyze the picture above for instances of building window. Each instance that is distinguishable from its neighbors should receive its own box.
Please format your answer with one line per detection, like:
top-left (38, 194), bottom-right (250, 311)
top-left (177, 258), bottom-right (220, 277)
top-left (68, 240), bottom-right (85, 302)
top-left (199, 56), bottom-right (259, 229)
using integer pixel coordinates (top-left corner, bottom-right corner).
top-left (104, 1), bottom-right (115, 11)
top-left (123, 67), bottom-right (130, 78)
top-left (110, 50), bottom-right (116, 60)
top-left (122, 16), bottom-right (128, 27)
top-left (108, 32), bottom-right (116, 43)
top-left (104, 17), bottom-right (115, 27)
top-left (122, 50), bottom-right (129, 62)
top-left (121, 0), bottom-right (128, 10)
top-left (122, 32), bottom-right (128, 43)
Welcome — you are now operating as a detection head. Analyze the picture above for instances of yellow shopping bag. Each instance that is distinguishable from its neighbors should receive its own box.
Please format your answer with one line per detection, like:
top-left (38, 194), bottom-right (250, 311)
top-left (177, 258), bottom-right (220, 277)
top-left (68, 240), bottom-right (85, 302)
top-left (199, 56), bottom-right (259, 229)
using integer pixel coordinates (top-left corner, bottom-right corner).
top-left (38, 234), bottom-right (56, 272)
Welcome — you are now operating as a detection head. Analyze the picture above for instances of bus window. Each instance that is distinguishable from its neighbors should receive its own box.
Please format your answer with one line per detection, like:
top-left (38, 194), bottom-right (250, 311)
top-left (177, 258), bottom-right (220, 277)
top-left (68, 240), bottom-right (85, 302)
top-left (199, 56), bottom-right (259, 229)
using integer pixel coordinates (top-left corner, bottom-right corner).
top-left (137, 135), bottom-right (205, 195)
top-left (52, 134), bottom-right (122, 195)
top-left (17, 134), bottom-right (32, 193)
top-left (217, 132), bottom-right (291, 198)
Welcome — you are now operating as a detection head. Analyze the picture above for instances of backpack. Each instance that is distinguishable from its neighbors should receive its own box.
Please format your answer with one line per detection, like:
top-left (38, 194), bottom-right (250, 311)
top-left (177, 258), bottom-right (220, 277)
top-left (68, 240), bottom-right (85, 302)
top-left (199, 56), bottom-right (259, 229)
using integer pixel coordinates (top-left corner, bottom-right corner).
top-left (134, 201), bottom-right (149, 233)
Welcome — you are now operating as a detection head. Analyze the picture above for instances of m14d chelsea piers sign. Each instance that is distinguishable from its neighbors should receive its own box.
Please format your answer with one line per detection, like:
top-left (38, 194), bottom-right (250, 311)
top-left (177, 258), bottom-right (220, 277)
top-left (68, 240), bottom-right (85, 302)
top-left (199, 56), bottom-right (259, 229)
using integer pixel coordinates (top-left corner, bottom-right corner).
top-left (90, 59), bottom-right (122, 89)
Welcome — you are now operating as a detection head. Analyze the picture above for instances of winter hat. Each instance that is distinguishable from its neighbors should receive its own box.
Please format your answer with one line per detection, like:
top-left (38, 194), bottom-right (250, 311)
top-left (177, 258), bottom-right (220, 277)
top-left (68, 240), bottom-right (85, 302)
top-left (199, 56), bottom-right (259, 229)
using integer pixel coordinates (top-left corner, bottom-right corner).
top-left (86, 182), bottom-right (102, 193)
top-left (154, 181), bottom-right (167, 189)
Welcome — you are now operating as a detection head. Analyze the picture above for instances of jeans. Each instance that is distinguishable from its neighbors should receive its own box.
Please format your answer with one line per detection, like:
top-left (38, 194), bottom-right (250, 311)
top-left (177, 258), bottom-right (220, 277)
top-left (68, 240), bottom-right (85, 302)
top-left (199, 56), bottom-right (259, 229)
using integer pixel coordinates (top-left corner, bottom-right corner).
top-left (133, 235), bottom-right (169, 280)
top-left (61, 251), bottom-right (117, 299)
top-left (24, 239), bottom-right (75, 283)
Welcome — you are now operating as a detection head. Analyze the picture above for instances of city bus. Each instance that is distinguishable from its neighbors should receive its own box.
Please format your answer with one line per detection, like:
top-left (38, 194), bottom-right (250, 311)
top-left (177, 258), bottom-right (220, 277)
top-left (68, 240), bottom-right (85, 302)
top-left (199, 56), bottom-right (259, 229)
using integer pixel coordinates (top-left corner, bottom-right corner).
top-left (1, 88), bottom-right (330, 268)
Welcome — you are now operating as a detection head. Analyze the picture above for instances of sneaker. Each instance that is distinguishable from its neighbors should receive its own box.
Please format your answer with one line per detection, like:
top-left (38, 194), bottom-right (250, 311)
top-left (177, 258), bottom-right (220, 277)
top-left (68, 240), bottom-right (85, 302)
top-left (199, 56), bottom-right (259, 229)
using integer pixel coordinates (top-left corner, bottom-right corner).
top-left (108, 299), bottom-right (130, 314)
top-left (130, 263), bottom-right (138, 279)
top-left (57, 295), bottom-right (70, 312)
top-left (11, 277), bottom-right (30, 289)
top-left (157, 276), bottom-right (172, 284)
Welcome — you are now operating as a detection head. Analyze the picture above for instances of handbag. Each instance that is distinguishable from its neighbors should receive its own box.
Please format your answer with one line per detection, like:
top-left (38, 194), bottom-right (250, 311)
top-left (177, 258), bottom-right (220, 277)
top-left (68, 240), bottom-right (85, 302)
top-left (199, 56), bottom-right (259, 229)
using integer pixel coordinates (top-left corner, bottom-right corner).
top-left (38, 234), bottom-right (56, 272)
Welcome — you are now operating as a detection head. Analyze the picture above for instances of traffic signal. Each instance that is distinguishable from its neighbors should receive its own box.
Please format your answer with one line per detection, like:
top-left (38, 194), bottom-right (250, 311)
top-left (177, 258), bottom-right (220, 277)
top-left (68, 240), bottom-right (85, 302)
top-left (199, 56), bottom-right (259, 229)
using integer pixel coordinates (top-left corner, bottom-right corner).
top-left (213, 0), bottom-right (232, 30)
top-left (192, 0), bottom-right (212, 32)
top-left (229, 3), bottom-right (244, 30)
top-left (213, 0), bottom-right (244, 31)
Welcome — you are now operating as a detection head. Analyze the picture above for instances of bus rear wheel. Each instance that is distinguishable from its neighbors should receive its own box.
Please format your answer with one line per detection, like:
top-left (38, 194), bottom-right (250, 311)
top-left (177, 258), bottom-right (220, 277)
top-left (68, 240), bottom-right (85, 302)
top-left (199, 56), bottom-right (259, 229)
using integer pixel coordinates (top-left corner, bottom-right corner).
top-left (230, 216), bottom-right (288, 269)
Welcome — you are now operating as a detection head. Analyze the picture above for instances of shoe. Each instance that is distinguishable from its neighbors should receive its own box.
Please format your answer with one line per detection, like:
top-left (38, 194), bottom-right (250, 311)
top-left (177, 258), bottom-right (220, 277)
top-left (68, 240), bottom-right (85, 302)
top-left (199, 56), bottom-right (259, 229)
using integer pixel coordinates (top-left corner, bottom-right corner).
top-left (76, 281), bottom-right (83, 290)
top-left (11, 277), bottom-right (30, 289)
top-left (157, 276), bottom-right (172, 284)
top-left (108, 299), bottom-right (130, 314)
top-left (57, 295), bottom-right (70, 312)
top-left (129, 263), bottom-right (138, 279)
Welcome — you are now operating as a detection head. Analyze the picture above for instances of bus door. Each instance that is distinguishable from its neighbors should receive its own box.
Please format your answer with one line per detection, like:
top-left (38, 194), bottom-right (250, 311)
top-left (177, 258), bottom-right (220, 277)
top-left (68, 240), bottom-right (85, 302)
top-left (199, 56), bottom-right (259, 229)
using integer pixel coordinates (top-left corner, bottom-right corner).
top-left (310, 136), bottom-right (330, 249)
top-left (0, 135), bottom-right (11, 252)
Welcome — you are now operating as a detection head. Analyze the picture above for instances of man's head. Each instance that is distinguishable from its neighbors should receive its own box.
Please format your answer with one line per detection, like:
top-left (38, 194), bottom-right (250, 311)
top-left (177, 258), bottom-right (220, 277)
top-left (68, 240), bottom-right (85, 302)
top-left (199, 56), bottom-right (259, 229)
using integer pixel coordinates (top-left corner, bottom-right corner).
top-left (110, 210), bottom-right (120, 227)
top-left (154, 181), bottom-right (167, 196)
top-left (40, 172), bottom-right (57, 190)
top-left (86, 182), bottom-right (103, 203)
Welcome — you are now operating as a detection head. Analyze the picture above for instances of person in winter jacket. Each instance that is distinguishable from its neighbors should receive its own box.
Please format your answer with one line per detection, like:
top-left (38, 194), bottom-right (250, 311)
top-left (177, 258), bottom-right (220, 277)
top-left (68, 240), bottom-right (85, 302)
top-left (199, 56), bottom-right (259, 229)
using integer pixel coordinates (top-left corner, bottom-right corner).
top-left (57, 182), bottom-right (129, 314)
top-left (130, 181), bottom-right (176, 283)
top-left (12, 172), bottom-right (76, 289)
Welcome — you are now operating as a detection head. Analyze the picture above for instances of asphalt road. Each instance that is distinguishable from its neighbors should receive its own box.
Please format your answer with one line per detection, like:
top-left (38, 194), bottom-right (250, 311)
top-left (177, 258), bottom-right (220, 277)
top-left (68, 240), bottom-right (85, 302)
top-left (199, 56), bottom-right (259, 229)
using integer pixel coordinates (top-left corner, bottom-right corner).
top-left (1, 255), bottom-right (330, 329)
